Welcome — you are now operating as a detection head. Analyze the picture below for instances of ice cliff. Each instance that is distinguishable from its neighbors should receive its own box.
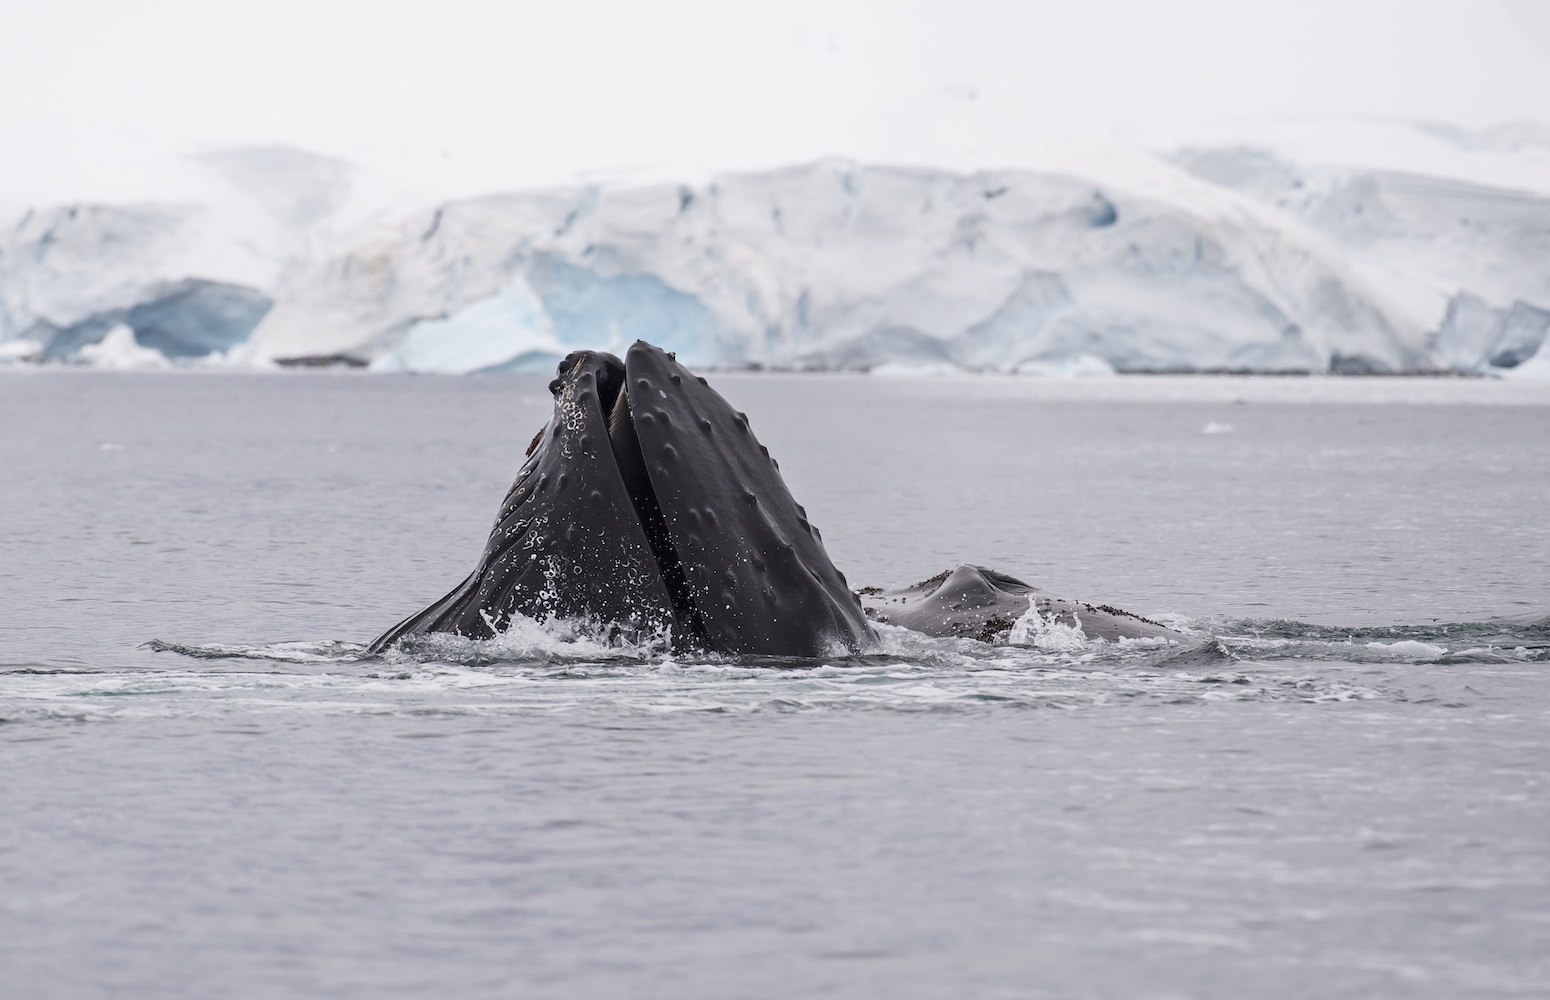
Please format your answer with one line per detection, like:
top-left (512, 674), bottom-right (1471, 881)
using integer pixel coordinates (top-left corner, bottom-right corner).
top-left (3, 140), bottom-right (1548, 375)
top-left (1174, 145), bottom-right (1550, 375)
top-left (0, 145), bottom-right (373, 364)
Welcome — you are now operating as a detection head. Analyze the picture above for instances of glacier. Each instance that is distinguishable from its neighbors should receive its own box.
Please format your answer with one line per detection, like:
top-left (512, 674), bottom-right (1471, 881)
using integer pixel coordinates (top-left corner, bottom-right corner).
top-left (3, 136), bottom-right (1548, 376)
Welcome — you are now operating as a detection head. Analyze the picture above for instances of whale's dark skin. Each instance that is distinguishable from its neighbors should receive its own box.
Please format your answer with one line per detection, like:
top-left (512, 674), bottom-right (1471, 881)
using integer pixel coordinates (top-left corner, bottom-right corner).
top-left (367, 350), bottom-right (676, 652)
top-left (369, 341), bottom-right (875, 657)
top-left (861, 565), bottom-right (1186, 644)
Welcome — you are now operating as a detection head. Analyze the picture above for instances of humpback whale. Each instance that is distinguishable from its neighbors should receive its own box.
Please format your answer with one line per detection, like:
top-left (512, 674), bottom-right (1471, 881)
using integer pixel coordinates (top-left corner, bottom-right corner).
top-left (369, 342), bottom-right (874, 656)
top-left (370, 341), bottom-right (1186, 656)
top-left (860, 565), bottom-right (1181, 644)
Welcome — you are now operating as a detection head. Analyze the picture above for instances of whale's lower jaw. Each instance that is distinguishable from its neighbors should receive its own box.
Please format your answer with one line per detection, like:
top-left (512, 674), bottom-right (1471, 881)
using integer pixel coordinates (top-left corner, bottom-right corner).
top-left (368, 342), bottom-right (875, 658)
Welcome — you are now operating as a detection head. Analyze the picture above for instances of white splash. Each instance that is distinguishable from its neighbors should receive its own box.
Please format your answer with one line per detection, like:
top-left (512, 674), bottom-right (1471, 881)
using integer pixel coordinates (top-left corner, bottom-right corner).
top-left (395, 610), bottom-right (675, 664)
top-left (1008, 597), bottom-right (1092, 652)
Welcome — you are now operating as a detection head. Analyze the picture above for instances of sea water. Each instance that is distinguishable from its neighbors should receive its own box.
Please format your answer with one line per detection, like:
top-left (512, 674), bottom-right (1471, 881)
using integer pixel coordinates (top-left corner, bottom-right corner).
top-left (2, 370), bottom-right (1547, 998)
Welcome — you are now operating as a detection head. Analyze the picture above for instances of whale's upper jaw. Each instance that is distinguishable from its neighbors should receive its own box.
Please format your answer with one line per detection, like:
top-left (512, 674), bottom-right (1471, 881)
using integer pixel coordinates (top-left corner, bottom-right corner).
top-left (369, 343), bottom-right (874, 658)
top-left (620, 341), bottom-right (873, 657)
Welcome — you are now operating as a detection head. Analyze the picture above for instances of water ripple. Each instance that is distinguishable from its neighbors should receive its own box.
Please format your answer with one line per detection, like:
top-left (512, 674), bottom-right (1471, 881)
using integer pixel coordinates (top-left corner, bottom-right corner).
top-left (0, 614), bottom-right (1540, 725)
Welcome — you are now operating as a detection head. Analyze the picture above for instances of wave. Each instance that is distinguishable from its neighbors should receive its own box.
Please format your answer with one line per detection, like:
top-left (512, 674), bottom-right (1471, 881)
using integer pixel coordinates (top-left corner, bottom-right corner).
top-left (0, 614), bottom-right (1539, 726)
top-left (137, 612), bottom-right (1550, 673)
top-left (1207, 618), bottom-right (1550, 665)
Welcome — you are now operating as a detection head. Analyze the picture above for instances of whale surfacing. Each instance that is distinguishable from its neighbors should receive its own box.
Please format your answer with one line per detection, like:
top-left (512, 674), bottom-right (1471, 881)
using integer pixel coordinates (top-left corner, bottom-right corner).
top-left (369, 341), bottom-right (1187, 657)
top-left (369, 341), bottom-right (874, 657)
top-left (860, 565), bottom-right (1185, 644)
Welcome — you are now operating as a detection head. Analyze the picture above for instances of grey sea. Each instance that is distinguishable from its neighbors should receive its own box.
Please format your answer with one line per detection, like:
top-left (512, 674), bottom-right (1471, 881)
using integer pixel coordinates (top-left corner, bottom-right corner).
top-left (2, 369), bottom-right (1548, 999)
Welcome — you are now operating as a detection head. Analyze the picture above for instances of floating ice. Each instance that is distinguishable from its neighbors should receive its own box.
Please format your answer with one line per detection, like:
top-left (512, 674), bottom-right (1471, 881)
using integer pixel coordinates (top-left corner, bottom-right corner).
top-left (1014, 353), bottom-right (1117, 378)
top-left (77, 324), bottom-right (170, 370)
top-left (0, 338), bottom-right (42, 363)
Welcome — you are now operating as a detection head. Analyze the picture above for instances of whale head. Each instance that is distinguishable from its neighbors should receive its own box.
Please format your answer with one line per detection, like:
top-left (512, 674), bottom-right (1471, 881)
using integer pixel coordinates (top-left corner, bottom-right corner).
top-left (370, 341), bottom-right (874, 658)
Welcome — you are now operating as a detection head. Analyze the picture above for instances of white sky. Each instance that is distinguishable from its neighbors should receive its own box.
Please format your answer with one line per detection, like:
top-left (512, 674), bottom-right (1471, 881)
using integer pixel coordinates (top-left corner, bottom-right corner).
top-left (2, 0), bottom-right (1549, 193)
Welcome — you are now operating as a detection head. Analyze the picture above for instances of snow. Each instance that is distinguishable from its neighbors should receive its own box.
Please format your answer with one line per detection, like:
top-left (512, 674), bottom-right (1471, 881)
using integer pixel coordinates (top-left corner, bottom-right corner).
top-left (2, 125), bottom-right (1547, 376)
top-left (0, 136), bottom-right (425, 362)
top-left (1173, 146), bottom-right (1550, 364)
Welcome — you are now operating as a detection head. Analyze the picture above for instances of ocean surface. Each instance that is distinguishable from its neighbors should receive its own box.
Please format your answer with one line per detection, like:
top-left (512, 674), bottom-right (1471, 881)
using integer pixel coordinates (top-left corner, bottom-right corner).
top-left (2, 369), bottom-right (1548, 999)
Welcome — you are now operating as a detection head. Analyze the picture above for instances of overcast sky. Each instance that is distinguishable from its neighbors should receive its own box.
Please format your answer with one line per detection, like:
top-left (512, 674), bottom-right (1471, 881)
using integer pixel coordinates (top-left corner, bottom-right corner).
top-left (3, 0), bottom-right (1549, 192)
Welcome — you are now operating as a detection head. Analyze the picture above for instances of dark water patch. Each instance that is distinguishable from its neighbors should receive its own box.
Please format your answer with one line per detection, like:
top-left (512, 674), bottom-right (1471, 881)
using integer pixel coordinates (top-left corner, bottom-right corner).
top-left (1219, 617), bottom-right (1550, 644)
top-left (1211, 618), bottom-right (1550, 666)
top-left (1145, 637), bottom-right (1239, 669)
top-left (143, 638), bottom-right (368, 663)
top-left (0, 666), bottom-right (102, 676)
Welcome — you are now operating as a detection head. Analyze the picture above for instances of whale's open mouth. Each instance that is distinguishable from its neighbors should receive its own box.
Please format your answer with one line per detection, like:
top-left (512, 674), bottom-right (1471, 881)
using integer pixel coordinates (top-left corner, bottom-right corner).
top-left (598, 368), bottom-right (708, 645)
top-left (368, 341), bottom-right (874, 657)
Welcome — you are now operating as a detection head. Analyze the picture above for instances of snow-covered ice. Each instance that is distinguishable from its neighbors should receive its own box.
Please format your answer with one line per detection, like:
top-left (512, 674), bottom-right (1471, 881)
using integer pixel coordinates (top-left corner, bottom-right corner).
top-left (3, 128), bottom-right (1548, 376)
top-left (244, 161), bottom-right (1429, 374)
